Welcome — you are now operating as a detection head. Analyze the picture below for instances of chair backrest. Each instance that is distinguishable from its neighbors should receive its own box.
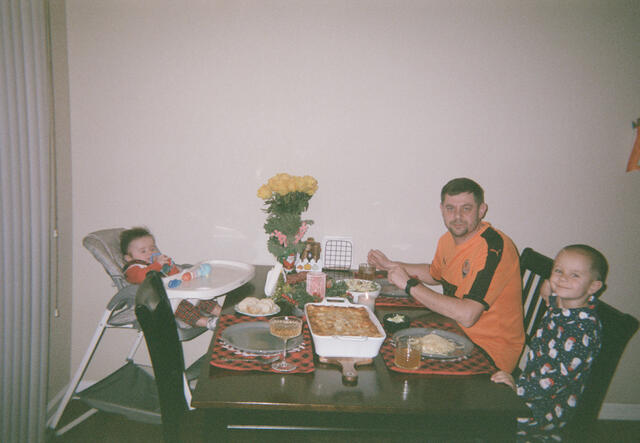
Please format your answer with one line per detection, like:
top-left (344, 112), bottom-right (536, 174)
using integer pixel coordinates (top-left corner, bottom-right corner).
top-left (565, 301), bottom-right (638, 437)
top-left (135, 271), bottom-right (188, 443)
top-left (83, 228), bottom-right (129, 290)
top-left (519, 247), bottom-right (553, 341)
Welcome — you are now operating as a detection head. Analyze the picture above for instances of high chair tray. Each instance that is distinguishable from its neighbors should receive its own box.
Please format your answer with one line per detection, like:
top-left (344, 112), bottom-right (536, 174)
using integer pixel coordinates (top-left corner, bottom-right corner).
top-left (163, 260), bottom-right (255, 301)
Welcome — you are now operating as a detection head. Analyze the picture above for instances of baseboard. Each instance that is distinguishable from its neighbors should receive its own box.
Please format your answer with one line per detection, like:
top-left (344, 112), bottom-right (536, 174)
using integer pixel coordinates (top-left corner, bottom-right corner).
top-left (599, 403), bottom-right (640, 421)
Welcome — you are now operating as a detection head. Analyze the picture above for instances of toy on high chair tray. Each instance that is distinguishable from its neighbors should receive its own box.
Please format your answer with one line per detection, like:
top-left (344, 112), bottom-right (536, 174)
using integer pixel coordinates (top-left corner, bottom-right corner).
top-left (181, 263), bottom-right (212, 280)
top-left (167, 263), bottom-right (212, 288)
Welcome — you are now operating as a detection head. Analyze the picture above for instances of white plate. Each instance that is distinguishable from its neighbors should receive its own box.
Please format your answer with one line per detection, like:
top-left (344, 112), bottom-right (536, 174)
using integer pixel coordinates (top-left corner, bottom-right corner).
top-left (220, 321), bottom-right (302, 354)
top-left (234, 304), bottom-right (281, 317)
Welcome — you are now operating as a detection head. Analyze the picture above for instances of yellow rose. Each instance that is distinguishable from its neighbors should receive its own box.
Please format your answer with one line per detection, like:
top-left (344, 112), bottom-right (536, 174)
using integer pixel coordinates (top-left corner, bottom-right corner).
top-left (267, 176), bottom-right (279, 188)
top-left (275, 173), bottom-right (292, 183)
top-left (262, 173), bottom-right (317, 196)
top-left (302, 175), bottom-right (318, 195)
top-left (257, 185), bottom-right (272, 199)
top-left (272, 180), bottom-right (287, 195)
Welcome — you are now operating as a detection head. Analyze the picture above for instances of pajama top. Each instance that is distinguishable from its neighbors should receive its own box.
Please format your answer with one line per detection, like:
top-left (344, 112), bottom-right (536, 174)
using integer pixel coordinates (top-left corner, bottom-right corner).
top-left (516, 294), bottom-right (602, 441)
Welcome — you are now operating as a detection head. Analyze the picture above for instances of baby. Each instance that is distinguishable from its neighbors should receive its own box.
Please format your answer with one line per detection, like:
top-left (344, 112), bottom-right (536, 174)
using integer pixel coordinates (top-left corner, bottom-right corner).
top-left (491, 244), bottom-right (607, 441)
top-left (121, 227), bottom-right (221, 330)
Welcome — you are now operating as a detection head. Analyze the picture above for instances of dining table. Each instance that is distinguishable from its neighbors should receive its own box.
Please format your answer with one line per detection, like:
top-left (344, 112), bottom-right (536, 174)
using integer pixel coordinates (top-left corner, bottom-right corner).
top-left (189, 265), bottom-right (528, 441)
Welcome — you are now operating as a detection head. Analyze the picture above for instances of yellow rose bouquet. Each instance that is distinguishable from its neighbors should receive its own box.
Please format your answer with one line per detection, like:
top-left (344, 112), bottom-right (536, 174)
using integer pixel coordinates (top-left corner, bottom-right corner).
top-left (257, 173), bottom-right (318, 266)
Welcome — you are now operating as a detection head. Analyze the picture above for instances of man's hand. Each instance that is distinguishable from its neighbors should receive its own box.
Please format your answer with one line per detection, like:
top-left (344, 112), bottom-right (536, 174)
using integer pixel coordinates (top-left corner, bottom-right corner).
top-left (490, 370), bottom-right (516, 391)
top-left (367, 249), bottom-right (395, 270)
top-left (387, 265), bottom-right (410, 290)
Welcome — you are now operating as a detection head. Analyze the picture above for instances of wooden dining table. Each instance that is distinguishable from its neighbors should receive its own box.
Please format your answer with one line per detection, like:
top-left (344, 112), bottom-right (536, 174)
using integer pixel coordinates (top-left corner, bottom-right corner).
top-left (190, 265), bottom-right (528, 441)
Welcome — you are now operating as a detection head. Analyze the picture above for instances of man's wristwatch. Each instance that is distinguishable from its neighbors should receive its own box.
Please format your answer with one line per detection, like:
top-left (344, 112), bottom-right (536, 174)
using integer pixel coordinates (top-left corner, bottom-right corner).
top-left (405, 278), bottom-right (420, 296)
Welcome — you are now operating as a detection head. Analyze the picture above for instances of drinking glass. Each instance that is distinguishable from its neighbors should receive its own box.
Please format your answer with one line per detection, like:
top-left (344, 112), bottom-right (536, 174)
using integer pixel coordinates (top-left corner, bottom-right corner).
top-left (358, 263), bottom-right (376, 280)
top-left (269, 316), bottom-right (303, 372)
top-left (394, 336), bottom-right (421, 369)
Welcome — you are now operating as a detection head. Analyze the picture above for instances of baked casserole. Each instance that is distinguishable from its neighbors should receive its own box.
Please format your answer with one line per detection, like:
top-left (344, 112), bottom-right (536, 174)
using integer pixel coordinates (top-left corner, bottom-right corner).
top-left (306, 305), bottom-right (383, 337)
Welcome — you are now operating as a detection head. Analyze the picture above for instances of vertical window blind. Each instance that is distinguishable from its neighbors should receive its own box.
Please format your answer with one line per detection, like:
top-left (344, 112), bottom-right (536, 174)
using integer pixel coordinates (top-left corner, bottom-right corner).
top-left (1, 1), bottom-right (52, 442)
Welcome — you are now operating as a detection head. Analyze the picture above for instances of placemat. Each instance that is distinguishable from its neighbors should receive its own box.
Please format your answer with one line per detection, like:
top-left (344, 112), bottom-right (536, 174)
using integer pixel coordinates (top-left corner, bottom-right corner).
top-left (375, 295), bottom-right (425, 308)
top-left (210, 314), bottom-right (315, 373)
top-left (380, 319), bottom-right (497, 375)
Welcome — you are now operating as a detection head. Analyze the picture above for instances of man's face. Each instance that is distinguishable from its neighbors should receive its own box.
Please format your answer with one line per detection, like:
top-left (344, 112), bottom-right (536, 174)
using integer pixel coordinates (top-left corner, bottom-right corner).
top-left (124, 235), bottom-right (159, 263)
top-left (440, 192), bottom-right (487, 244)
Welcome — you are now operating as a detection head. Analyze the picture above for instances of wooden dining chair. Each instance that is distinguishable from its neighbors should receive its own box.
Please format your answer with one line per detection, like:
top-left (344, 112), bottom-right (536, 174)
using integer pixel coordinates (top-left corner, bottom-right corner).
top-left (563, 301), bottom-right (638, 439)
top-left (519, 247), bottom-right (554, 341)
top-left (135, 271), bottom-right (204, 443)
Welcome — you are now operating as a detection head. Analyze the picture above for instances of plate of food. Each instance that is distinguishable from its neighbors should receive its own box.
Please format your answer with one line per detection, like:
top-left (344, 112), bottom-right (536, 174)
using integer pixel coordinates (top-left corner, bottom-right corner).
top-left (392, 328), bottom-right (473, 360)
top-left (339, 279), bottom-right (381, 297)
top-left (234, 297), bottom-right (280, 317)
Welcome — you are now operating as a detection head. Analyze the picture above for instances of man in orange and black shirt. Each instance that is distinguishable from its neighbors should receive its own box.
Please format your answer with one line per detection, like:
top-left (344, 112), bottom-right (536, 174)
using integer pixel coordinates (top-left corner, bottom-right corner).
top-left (368, 178), bottom-right (524, 372)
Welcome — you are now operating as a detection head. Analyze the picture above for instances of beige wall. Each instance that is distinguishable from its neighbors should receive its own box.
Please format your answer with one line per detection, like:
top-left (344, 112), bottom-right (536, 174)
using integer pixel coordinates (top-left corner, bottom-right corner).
top-left (57, 0), bottom-right (639, 413)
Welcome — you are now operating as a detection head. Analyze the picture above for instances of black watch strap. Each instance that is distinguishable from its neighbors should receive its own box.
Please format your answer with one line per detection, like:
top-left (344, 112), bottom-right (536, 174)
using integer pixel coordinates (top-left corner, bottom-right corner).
top-left (405, 278), bottom-right (420, 296)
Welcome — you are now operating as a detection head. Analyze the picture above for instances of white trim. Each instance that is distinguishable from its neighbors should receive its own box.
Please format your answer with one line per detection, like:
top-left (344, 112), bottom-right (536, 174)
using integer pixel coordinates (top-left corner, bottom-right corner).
top-left (599, 403), bottom-right (640, 421)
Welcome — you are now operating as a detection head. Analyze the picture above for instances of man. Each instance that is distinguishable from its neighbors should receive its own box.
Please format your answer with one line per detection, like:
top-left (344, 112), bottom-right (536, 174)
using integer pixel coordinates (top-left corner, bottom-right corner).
top-left (368, 178), bottom-right (524, 372)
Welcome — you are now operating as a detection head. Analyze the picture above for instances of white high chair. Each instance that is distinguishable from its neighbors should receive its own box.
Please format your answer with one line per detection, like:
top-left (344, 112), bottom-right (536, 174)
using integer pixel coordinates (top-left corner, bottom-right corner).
top-left (47, 228), bottom-right (206, 436)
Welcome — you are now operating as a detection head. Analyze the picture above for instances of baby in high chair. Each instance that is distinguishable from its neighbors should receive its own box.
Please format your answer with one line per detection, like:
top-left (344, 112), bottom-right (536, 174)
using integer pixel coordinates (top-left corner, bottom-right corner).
top-left (120, 227), bottom-right (221, 330)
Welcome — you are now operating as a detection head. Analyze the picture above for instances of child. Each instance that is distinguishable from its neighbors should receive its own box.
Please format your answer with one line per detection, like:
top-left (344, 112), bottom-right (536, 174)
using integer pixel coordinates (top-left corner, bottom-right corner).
top-left (120, 227), bottom-right (221, 330)
top-left (491, 244), bottom-right (607, 442)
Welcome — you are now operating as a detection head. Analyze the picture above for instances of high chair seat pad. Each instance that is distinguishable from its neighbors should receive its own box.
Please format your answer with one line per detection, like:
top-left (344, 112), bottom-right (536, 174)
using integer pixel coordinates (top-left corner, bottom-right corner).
top-left (107, 285), bottom-right (139, 326)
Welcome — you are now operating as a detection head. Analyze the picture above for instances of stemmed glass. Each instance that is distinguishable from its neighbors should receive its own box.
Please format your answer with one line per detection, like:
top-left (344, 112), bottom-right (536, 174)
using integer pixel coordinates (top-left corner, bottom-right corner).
top-left (269, 316), bottom-right (303, 372)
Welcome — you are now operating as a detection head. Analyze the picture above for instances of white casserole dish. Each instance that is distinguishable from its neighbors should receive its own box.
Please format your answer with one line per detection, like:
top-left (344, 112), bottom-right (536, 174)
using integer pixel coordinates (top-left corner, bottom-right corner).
top-left (305, 297), bottom-right (386, 358)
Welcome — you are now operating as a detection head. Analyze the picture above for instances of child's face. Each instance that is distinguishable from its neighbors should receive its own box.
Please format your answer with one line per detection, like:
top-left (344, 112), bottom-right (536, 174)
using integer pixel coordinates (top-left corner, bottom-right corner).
top-left (124, 235), bottom-right (159, 263)
top-left (549, 250), bottom-right (603, 308)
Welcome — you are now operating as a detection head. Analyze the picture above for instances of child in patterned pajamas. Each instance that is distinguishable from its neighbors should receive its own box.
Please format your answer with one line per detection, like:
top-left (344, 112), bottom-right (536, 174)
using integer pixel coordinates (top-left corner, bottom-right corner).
top-left (121, 227), bottom-right (221, 330)
top-left (491, 244), bottom-right (607, 442)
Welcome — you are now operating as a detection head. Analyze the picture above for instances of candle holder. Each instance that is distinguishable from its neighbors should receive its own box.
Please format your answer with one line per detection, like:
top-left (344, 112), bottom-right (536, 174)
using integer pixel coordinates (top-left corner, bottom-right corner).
top-left (306, 271), bottom-right (326, 300)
